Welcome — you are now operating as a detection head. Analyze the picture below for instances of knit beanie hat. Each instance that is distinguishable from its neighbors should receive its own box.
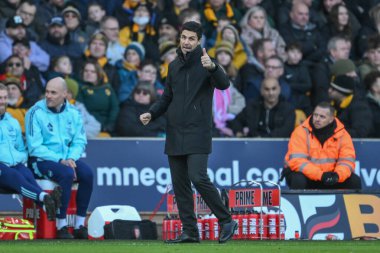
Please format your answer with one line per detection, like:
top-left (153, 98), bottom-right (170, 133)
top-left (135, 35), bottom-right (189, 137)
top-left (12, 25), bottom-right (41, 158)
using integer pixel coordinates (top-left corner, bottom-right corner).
top-left (159, 15), bottom-right (179, 30)
top-left (159, 41), bottom-right (177, 60)
top-left (62, 5), bottom-right (81, 20)
top-left (3, 77), bottom-right (22, 91)
top-left (221, 24), bottom-right (240, 44)
top-left (125, 42), bottom-right (145, 61)
top-left (215, 41), bottom-right (234, 57)
top-left (65, 77), bottom-right (79, 98)
top-left (331, 59), bottom-right (356, 76)
top-left (89, 32), bottom-right (108, 48)
top-left (330, 75), bottom-right (355, 95)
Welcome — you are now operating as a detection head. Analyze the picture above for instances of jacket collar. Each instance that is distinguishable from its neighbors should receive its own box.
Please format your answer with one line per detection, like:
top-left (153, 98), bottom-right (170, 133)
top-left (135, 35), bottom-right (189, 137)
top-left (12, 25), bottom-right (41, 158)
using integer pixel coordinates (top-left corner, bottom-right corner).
top-left (47, 100), bottom-right (67, 114)
top-left (177, 45), bottom-right (202, 65)
top-left (302, 116), bottom-right (346, 137)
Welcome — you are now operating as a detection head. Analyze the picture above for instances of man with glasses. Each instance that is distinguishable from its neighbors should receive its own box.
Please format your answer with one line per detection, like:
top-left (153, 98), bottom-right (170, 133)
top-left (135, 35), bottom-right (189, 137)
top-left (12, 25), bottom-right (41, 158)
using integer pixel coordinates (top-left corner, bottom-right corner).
top-left (62, 5), bottom-right (88, 52)
top-left (100, 16), bottom-right (125, 65)
top-left (264, 56), bottom-right (291, 100)
top-left (238, 53), bottom-right (291, 102)
top-left (15, 0), bottom-right (44, 41)
top-left (0, 15), bottom-right (49, 71)
top-left (2, 54), bottom-right (44, 107)
top-left (236, 38), bottom-right (276, 101)
top-left (39, 15), bottom-right (83, 60)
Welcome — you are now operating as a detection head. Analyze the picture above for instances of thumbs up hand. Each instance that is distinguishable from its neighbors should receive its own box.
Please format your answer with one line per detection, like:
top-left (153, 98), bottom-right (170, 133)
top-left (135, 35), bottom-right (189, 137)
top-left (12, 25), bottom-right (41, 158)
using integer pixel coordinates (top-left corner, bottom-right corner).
top-left (201, 48), bottom-right (216, 71)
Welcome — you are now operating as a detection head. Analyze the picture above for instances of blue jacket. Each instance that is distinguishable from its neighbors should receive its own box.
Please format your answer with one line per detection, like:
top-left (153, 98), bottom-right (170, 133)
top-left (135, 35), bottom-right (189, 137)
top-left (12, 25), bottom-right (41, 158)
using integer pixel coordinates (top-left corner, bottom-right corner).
top-left (115, 60), bottom-right (138, 103)
top-left (0, 113), bottom-right (27, 166)
top-left (25, 99), bottom-right (87, 162)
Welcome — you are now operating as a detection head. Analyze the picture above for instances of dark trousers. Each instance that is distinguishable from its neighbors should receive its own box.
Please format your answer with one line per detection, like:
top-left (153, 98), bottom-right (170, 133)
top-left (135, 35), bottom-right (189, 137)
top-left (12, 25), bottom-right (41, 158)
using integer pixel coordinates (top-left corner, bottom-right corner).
top-left (0, 163), bottom-right (43, 202)
top-left (29, 158), bottom-right (93, 218)
top-left (286, 171), bottom-right (362, 190)
top-left (168, 154), bottom-right (231, 236)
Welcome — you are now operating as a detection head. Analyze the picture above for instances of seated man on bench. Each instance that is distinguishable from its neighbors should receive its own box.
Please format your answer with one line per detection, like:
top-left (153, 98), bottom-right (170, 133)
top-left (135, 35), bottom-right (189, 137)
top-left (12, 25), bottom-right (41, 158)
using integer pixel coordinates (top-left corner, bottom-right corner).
top-left (0, 83), bottom-right (61, 220)
top-left (283, 102), bottom-right (362, 189)
top-left (25, 77), bottom-right (93, 239)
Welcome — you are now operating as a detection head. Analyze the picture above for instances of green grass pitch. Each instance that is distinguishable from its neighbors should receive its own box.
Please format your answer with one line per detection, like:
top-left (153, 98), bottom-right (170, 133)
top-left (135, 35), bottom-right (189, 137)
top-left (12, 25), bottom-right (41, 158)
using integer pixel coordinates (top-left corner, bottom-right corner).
top-left (0, 240), bottom-right (379, 253)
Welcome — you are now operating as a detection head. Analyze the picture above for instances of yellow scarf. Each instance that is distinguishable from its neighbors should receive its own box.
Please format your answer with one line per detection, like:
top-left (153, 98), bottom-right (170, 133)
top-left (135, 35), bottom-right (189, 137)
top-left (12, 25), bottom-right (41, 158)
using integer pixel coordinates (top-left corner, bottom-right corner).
top-left (332, 94), bottom-right (354, 116)
top-left (204, 3), bottom-right (235, 26)
top-left (123, 0), bottom-right (139, 10)
top-left (123, 61), bottom-right (138, 71)
top-left (174, 6), bottom-right (181, 16)
top-left (339, 94), bottom-right (354, 109)
top-left (15, 96), bottom-right (24, 107)
top-left (132, 23), bottom-right (156, 38)
top-left (84, 49), bottom-right (108, 67)
top-left (160, 62), bottom-right (169, 79)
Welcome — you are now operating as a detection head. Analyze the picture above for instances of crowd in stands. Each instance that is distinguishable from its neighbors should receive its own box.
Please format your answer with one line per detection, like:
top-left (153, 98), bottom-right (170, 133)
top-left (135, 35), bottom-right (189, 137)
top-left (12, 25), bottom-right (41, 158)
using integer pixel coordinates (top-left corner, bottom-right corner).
top-left (0, 0), bottom-right (379, 138)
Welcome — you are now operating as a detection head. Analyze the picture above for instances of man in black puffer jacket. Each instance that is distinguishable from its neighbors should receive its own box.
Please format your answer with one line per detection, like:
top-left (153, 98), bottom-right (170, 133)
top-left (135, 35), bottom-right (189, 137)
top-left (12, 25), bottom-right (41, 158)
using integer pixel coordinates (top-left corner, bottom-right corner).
top-left (140, 21), bottom-right (237, 244)
top-left (329, 75), bottom-right (373, 138)
top-left (230, 77), bottom-right (295, 138)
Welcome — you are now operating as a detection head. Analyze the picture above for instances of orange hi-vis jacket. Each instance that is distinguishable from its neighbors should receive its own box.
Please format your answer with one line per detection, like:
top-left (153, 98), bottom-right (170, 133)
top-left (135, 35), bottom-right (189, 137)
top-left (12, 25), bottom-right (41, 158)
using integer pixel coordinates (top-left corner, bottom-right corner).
top-left (284, 117), bottom-right (356, 183)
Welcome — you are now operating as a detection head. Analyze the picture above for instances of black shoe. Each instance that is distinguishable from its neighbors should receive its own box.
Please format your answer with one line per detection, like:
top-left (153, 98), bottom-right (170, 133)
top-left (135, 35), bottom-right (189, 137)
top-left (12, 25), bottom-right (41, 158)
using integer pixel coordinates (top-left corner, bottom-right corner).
top-left (219, 220), bottom-right (238, 243)
top-left (43, 195), bottom-right (56, 221)
top-left (73, 225), bottom-right (88, 239)
top-left (165, 233), bottom-right (200, 243)
top-left (50, 186), bottom-right (62, 210)
top-left (56, 226), bottom-right (74, 239)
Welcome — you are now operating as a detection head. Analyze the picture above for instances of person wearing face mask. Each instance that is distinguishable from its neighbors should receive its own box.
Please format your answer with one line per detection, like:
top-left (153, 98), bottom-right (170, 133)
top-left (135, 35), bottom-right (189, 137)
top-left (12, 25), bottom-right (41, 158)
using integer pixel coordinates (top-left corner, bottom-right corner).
top-left (118, 3), bottom-right (159, 62)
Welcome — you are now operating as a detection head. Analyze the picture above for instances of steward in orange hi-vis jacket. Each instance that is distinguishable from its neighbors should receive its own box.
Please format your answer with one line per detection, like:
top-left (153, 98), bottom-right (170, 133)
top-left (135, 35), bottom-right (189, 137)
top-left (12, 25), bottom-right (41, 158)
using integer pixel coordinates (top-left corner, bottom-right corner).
top-left (282, 102), bottom-right (362, 189)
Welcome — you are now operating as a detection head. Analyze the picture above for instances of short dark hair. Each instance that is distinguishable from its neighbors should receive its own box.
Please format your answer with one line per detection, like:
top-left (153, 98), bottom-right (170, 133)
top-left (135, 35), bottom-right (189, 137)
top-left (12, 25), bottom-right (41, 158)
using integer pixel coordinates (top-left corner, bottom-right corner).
top-left (285, 42), bottom-right (302, 52)
top-left (265, 55), bottom-right (284, 68)
top-left (12, 38), bottom-right (30, 49)
top-left (315, 101), bottom-right (335, 116)
top-left (252, 38), bottom-right (272, 57)
top-left (0, 83), bottom-right (7, 91)
top-left (181, 21), bottom-right (202, 40)
top-left (367, 35), bottom-right (380, 51)
top-left (364, 70), bottom-right (380, 90)
top-left (178, 8), bottom-right (199, 25)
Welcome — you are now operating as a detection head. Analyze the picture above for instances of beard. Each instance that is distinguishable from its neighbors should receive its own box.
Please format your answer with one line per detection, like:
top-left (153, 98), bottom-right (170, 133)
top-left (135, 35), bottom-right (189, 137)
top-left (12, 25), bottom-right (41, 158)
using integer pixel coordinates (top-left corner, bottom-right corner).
top-left (0, 104), bottom-right (7, 115)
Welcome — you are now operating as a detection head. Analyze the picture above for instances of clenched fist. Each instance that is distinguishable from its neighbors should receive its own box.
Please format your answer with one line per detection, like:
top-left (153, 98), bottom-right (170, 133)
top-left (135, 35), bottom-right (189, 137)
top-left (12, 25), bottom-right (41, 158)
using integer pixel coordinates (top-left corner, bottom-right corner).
top-left (140, 113), bottom-right (152, 125)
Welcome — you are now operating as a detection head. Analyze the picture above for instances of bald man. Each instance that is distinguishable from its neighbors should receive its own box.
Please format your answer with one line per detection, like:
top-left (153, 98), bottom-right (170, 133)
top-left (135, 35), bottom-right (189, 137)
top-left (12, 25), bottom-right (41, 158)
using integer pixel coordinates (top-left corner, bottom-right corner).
top-left (279, 1), bottom-right (325, 62)
top-left (231, 77), bottom-right (295, 137)
top-left (25, 77), bottom-right (93, 239)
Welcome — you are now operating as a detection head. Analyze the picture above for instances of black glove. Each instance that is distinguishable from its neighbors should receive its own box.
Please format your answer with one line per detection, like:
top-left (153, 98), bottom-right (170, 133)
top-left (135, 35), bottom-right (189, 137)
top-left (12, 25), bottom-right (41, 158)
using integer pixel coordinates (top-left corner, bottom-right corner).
top-left (321, 172), bottom-right (339, 186)
top-left (279, 167), bottom-right (292, 182)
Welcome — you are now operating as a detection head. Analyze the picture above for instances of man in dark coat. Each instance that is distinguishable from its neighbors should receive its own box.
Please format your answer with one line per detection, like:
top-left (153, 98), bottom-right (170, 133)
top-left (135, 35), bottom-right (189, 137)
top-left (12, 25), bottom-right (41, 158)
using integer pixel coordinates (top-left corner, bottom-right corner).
top-left (231, 77), bottom-right (295, 138)
top-left (140, 21), bottom-right (237, 244)
top-left (279, 2), bottom-right (325, 64)
top-left (328, 75), bottom-right (373, 138)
